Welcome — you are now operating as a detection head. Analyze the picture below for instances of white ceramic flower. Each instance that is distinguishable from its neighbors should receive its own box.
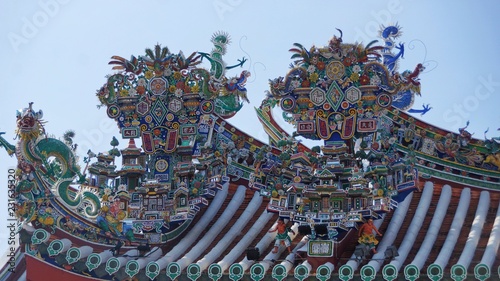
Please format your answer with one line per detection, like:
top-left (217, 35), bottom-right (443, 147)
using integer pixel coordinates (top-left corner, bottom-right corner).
top-left (307, 65), bottom-right (316, 73)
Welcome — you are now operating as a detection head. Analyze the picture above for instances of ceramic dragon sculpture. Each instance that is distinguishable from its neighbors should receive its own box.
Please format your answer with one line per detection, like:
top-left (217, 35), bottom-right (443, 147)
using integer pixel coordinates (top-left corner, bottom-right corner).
top-left (196, 31), bottom-right (250, 114)
top-left (3, 103), bottom-right (101, 225)
top-left (198, 31), bottom-right (248, 81)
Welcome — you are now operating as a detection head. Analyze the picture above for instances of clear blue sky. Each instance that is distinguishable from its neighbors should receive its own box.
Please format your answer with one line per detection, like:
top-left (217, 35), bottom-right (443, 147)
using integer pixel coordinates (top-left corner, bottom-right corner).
top-left (1, 0), bottom-right (499, 255)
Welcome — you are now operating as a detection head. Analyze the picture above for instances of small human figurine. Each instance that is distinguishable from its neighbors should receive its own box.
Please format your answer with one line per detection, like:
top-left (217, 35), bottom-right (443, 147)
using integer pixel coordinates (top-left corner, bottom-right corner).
top-left (138, 207), bottom-right (146, 220)
top-left (97, 206), bottom-right (121, 237)
top-left (96, 208), bottom-right (113, 237)
top-left (268, 218), bottom-right (295, 254)
top-left (358, 218), bottom-right (383, 254)
top-left (64, 216), bottom-right (79, 233)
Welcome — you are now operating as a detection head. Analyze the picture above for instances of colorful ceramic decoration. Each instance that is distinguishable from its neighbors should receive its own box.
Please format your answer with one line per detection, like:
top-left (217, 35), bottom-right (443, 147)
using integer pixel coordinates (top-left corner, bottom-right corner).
top-left (0, 26), bottom-right (498, 281)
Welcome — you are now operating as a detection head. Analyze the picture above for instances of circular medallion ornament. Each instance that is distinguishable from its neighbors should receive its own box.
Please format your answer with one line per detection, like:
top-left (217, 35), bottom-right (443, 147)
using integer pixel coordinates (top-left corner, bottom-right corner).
top-left (293, 176), bottom-right (301, 183)
top-left (200, 100), bottom-right (214, 114)
top-left (281, 97), bottom-right (295, 112)
top-left (166, 113), bottom-right (174, 122)
top-left (107, 105), bottom-right (120, 118)
top-left (145, 115), bottom-right (152, 123)
top-left (149, 77), bottom-right (168, 96)
top-left (341, 101), bottom-right (349, 109)
top-left (377, 93), bottom-right (392, 108)
top-left (323, 103), bottom-right (331, 111)
top-left (325, 61), bottom-right (345, 81)
top-left (155, 159), bottom-right (168, 172)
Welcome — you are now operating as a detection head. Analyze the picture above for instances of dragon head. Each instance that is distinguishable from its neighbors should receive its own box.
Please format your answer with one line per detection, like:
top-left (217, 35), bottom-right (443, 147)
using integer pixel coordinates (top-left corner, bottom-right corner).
top-left (211, 31), bottom-right (231, 55)
top-left (380, 24), bottom-right (403, 50)
top-left (16, 102), bottom-right (44, 140)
